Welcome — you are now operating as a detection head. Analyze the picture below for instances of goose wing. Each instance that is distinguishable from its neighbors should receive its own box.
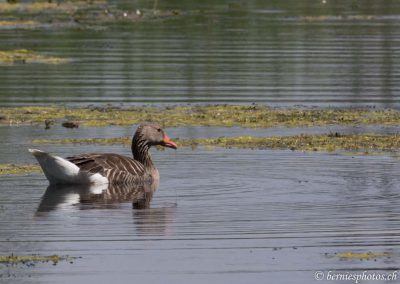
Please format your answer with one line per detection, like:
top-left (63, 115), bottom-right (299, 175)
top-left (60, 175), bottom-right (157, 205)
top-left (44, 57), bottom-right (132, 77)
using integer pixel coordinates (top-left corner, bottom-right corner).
top-left (66, 153), bottom-right (146, 184)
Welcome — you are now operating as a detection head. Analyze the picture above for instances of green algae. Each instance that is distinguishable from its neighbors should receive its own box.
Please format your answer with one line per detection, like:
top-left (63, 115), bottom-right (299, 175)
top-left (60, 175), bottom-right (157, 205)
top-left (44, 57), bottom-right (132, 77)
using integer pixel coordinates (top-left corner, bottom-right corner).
top-left (0, 254), bottom-right (76, 266)
top-left (0, 20), bottom-right (39, 28)
top-left (326, 251), bottom-right (396, 261)
top-left (0, 1), bottom-right (102, 13)
top-left (295, 15), bottom-right (376, 22)
top-left (0, 1), bottom-right (190, 30)
top-left (33, 136), bottom-right (131, 145)
top-left (0, 49), bottom-right (67, 65)
top-left (181, 134), bottom-right (400, 152)
top-left (0, 164), bottom-right (41, 175)
top-left (32, 133), bottom-right (400, 153)
top-left (3, 105), bottom-right (400, 128)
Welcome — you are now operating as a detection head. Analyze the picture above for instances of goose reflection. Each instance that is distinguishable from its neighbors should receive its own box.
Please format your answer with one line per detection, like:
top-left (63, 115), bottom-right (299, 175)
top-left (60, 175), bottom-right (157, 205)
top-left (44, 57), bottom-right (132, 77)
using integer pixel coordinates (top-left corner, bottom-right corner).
top-left (37, 182), bottom-right (157, 213)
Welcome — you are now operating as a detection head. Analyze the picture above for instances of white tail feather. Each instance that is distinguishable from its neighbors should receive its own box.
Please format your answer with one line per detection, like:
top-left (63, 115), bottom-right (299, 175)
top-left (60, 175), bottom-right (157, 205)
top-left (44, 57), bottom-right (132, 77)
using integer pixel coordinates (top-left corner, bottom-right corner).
top-left (29, 149), bottom-right (108, 185)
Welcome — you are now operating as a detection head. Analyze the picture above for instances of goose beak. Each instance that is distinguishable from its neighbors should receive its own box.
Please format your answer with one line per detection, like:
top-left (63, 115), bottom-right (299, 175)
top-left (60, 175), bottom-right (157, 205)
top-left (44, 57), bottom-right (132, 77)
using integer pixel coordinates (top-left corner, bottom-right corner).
top-left (162, 135), bottom-right (178, 149)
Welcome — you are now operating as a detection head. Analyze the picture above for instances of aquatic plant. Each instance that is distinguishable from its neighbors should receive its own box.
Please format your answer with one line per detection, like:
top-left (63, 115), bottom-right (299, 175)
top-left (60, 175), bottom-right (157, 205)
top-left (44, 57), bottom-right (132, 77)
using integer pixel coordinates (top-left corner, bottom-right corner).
top-left (326, 251), bottom-right (395, 261)
top-left (0, 20), bottom-right (38, 28)
top-left (2, 105), bottom-right (400, 128)
top-left (291, 15), bottom-right (377, 22)
top-left (0, 254), bottom-right (77, 266)
top-left (33, 137), bottom-right (131, 145)
top-left (0, 49), bottom-right (67, 65)
top-left (0, 164), bottom-right (41, 175)
top-left (0, 0), bottom-right (187, 29)
top-left (32, 133), bottom-right (400, 153)
top-left (0, 1), bottom-right (104, 13)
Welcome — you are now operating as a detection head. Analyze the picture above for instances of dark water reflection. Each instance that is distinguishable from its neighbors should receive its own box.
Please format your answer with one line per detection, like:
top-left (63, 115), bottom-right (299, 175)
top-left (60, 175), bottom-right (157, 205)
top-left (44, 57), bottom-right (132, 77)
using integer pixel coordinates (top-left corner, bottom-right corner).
top-left (35, 183), bottom-right (177, 238)
top-left (36, 182), bottom-right (157, 213)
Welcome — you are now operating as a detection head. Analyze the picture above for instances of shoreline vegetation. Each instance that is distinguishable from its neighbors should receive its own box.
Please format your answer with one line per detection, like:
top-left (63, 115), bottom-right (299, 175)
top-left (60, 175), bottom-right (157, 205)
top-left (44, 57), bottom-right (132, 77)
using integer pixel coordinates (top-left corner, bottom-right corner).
top-left (1, 105), bottom-right (400, 128)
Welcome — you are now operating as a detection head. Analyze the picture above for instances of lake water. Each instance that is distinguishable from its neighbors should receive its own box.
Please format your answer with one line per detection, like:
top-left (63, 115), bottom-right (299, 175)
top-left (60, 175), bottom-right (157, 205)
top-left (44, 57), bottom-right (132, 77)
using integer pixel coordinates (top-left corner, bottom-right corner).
top-left (1, 125), bottom-right (400, 283)
top-left (1, 0), bottom-right (400, 283)
top-left (1, 0), bottom-right (400, 107)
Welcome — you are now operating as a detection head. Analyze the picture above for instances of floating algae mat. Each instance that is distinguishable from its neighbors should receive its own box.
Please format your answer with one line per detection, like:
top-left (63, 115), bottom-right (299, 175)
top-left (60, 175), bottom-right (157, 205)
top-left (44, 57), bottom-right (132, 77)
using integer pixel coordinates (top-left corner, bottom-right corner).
top-left (326, 251), bottom-right (396, 261)
top-left (176, 134), bottom-right (400, 152)
top-left (0, 49), bottom-right (67, 65)
top-left (0, 20), bottom-right (39, 28)
top-left (2, 105), bottom-right (400, 128)
top-left (32, 133), bottom-right (400, 153)
top-left (0, 254), bottom-right (78, 266)
top-left (287, 15), bottom-right (378, 22)
top-left (0, 1), bottom-right (101, 13)
top-left (0, 0), bottom-right (188, 29)
top-left (0, 164), bottom-right (40, 176)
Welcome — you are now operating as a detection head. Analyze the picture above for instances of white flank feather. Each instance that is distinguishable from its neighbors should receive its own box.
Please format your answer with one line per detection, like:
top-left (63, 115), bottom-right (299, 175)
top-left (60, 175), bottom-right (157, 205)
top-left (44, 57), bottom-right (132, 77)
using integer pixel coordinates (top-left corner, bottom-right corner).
top-left (29, 149), bottom-right (108, 185)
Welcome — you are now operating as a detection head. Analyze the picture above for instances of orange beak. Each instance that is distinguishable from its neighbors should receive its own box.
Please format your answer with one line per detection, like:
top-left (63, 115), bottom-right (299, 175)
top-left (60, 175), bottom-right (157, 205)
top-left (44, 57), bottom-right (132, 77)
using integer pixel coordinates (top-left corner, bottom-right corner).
top-left (162, 134), bottom-right (178, 149)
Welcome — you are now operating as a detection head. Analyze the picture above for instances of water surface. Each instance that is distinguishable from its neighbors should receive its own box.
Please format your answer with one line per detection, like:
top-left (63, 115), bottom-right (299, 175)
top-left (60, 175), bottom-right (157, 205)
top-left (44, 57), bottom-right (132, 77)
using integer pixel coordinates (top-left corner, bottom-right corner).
top-left (0, 0), bottom-right (400, 107)
top-left (1, 124), bottom-right (400, 283)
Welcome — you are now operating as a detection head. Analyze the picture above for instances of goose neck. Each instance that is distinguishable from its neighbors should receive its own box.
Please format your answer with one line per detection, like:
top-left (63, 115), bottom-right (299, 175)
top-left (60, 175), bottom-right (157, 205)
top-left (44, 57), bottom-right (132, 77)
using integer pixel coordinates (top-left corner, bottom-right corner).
top-left (131, 136), bottom-right (155, 170)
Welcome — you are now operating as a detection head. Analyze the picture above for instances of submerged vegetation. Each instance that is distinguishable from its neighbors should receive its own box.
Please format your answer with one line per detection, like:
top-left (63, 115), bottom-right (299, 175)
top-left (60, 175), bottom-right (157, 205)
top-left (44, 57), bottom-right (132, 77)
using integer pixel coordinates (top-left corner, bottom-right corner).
top-left (0, 49), bottom-right (66, 65)
top-left (2, 105), bottom-right (400, 128)
top-left (33, 133), bottom-right (400, 153)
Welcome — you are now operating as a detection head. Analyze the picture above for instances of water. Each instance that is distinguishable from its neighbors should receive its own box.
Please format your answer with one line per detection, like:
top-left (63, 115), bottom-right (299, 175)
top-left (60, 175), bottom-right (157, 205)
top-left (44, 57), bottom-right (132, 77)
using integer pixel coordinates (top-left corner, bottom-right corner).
top-left (1, 0), bottom-right (400, 283)
top-left (1, 125), bottom-right (400, 283)
top-left (0, 0), bottom-right (400, 107)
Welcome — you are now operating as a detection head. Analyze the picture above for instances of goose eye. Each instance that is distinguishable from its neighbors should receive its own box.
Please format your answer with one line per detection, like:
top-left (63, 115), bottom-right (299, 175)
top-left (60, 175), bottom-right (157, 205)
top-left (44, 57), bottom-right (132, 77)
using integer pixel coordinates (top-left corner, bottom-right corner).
top-left (157, 128), bottom-right (161, 132)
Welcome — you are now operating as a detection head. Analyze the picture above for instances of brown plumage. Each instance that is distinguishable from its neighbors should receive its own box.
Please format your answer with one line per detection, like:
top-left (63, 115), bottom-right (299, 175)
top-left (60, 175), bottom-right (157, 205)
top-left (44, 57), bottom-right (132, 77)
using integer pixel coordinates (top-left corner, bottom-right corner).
top-left (66, 153), bottom-right (147, 185)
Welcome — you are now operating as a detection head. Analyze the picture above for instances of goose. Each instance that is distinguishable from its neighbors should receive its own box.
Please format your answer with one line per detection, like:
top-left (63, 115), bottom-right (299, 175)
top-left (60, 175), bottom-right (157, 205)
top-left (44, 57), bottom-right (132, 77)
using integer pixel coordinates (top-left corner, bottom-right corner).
top-left (29, 123), bottom-right (177, 186)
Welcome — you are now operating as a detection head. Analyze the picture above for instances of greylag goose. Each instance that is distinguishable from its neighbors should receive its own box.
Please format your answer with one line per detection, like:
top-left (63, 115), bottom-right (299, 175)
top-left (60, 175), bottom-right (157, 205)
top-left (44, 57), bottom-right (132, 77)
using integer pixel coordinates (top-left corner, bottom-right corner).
top-left (29, 123), bottom-right (177, 185)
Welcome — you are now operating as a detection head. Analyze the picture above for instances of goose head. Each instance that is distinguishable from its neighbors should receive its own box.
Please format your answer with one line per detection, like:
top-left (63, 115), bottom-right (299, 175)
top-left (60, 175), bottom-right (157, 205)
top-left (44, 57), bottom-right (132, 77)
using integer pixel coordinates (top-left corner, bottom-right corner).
top-left (134, 123), bottom-right (177, 149)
